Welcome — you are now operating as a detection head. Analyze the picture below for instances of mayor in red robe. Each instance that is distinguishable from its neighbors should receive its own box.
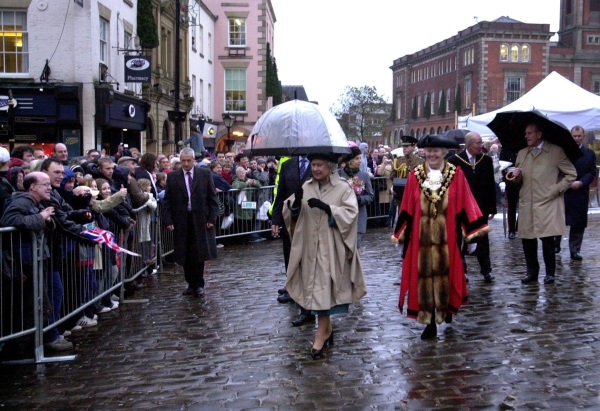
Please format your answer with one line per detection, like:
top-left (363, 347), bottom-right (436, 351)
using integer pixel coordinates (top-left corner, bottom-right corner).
top-left (391, 134), bottom-right (490, 340)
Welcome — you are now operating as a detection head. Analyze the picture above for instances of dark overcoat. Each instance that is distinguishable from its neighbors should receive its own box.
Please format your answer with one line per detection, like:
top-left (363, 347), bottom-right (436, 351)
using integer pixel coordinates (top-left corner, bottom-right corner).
top-left (161, 166), bottom-right (218, 265)
top-left (448, 151), bottom-right (497, 216)
top-left (565, 146), bottom-right (597, 228)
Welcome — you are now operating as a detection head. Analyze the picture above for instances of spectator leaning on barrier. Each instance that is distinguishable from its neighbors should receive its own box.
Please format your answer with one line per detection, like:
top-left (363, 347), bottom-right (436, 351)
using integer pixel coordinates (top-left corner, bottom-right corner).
top-left (0, 147), bottom-right (16, 215)
top-left (0, 172), bottom-right (60, 349)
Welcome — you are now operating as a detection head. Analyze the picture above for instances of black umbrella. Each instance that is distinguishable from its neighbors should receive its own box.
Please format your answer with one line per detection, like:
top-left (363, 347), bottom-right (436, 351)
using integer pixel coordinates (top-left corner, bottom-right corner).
top-left (486, 110), bottom-right (582, 163)
top-left (442, 129), bottom-right (469, 145)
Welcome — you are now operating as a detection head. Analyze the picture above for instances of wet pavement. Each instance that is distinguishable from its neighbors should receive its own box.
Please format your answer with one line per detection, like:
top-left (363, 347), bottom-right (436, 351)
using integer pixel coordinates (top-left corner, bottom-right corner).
top-left (2, 212), bottom-right (600, 410)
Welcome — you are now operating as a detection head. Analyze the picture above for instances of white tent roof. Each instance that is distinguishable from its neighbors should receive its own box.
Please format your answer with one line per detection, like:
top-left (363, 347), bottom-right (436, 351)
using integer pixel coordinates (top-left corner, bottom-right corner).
top-left (467, 71), bottom-right (600, 136)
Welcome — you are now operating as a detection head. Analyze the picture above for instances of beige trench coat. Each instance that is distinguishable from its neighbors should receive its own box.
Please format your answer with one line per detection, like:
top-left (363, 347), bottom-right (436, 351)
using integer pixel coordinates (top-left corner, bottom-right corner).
top-left (284, 173), bottom-right (367, 311)
top-left (515, 141), bottom-right (576, 239)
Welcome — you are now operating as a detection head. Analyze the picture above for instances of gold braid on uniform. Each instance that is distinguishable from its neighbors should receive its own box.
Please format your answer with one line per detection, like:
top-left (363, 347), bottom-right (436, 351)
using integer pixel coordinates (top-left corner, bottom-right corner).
top-left (413, 162), bottom-right (457, 218)
top-left (393, 158), bottom-right (409, 178)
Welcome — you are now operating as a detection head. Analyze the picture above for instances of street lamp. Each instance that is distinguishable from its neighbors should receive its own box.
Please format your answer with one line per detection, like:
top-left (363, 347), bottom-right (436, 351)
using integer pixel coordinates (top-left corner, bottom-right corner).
top-left (222, 112), bottom-right (235, 151)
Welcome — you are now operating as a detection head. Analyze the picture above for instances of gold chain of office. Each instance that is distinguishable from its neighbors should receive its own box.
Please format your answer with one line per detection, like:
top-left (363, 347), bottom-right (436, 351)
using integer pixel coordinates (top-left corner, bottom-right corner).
top-left (414, 162), bottom-right (456, 218)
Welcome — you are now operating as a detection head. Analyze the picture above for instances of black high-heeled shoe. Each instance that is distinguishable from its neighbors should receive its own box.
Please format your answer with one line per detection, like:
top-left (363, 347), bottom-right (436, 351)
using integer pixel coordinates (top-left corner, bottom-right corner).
top-left (311, 330), bottom-right (334, 359)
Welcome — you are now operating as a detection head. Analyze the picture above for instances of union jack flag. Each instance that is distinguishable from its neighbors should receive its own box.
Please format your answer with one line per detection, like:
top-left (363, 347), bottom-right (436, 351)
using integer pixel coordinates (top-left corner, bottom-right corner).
top-left (82, 227), bottom-right (140, 257)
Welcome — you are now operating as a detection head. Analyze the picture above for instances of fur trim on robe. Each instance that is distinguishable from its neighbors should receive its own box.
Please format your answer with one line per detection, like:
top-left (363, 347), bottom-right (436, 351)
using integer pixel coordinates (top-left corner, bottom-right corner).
top-left (391, 162), bottom-right (489, 324)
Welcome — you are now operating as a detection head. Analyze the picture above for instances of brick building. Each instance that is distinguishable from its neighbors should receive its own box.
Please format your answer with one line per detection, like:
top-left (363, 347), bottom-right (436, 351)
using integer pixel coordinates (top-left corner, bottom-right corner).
top-left (390, 0), bottom-right (600, 147)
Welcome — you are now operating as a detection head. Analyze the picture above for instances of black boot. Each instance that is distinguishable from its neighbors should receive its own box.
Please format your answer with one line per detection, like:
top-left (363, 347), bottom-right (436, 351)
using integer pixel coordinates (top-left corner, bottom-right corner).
top-left (421, 320), bottom-right (437, 340)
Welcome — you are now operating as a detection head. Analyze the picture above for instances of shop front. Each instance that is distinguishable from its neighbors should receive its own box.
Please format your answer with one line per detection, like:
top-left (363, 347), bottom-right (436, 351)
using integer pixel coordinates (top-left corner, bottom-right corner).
top-left (0, 83), bottom-right (83, 157)
top-left (95, 86), bottom-right (150, 156)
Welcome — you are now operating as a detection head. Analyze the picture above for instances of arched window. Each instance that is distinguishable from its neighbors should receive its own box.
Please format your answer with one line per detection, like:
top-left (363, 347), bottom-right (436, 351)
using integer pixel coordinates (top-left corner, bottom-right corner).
top-left (162, 120), bottom-right (170, 142)
top-left (521, 44), bottom-right (530, 62)
top-left (510, 44), bottom-right (519, 62)
top-left (437, 127), bottom-right (443, 134)
top-left (429, 127), bottom-right (435, 135)
top-left (500, 44), bottom-right (509, 62)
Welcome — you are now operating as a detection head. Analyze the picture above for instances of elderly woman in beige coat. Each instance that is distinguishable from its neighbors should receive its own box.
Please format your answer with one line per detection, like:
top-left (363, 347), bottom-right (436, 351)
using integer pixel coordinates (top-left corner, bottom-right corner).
top-left (509, 123), bottom-right (576, 284)
top-left (284, 153), bottom-right (367, 360)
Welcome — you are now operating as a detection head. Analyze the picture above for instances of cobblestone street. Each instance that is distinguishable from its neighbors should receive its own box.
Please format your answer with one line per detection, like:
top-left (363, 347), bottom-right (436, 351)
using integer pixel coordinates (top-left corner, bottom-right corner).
top-left (2, 213), bottom-right (600, 410)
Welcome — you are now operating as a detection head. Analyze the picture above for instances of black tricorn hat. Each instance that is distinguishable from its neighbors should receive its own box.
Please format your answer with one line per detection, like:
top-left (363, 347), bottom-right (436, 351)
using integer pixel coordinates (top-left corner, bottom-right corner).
top-left (417, 134), bottom-right (460, 149)
top-left (400, 135), bottom-right (418, 146)
top-left (307, 153), bottom-right (340, 163)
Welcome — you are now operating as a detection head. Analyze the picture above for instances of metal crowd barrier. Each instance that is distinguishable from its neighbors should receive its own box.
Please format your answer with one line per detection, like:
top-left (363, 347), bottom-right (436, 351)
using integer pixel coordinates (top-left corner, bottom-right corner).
top-left (216, 185), bottom-right (275, 239)
top-left (0, 179), bottom-right (390, 364)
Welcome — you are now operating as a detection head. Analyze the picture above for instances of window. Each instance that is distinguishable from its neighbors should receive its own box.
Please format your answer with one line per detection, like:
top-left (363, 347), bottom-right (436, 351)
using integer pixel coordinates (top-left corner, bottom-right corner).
top-left (228, 18), bottom-right (246, 47)
top-left (430, 92), bottom-right (435, 114)
top-left (592, 0), bottom-right (600, 11)
top-left (446, 88), bottom-right (451, 112)
top-left (588, 35), bottom-right (600, 44)
top-left (207, 33), bottom-right (212, 60)
top-left (510, 44), bottom-right (519, 62)
top-left (191, 25), bottom-right (196, 52)
top-left (99, 18), bottom-right (109, 64)
top-left (0, 10), bottom-right (28, 74)
top-left (199, 79), bottom-right (204, 112)
top-left (463, 46), bottom-right (474, 66)
top-left (396, 95), bottom-right (402, 119)
top-left (417, 94), bottom-right (422, 117)
top-left (464, 77), bottom-right (472, 109)
top-left (208, 83), bottom-right (212, 114)
top-left (593, 80), bottom-right (600, 95)
top-left (198, 24), bottom-right (204, 55)
top-left (500, 44), bottom-right (508, 62)
top-left (506, 76), bottom-right (522, 103)
top-left (521, 45), bottom-right (530, 62)
top-left (225, 68), bottom-right (246, 112)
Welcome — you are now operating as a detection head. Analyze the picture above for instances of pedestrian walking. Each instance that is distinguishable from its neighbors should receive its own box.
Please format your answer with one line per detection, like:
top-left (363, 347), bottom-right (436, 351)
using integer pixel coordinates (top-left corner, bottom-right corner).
top-left (508, 122), bottom-right (576, 284)
top-left (284, 153), bottom-right (366, 359)
top-left (448, 131), bottom-right (496, 283)
top-left (162, 147), bottom-right (219, 297)
top-left (554, 125), bottom-right (597, 261)
top-left (391, 134), bottom-right (490, 340)
top-left (271, 156), bottom-right (314, 325)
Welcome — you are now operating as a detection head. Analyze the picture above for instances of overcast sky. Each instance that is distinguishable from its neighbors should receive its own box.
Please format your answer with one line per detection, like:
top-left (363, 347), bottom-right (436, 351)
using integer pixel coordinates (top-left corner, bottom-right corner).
top-left (271, 0), bottom-right (560, 111)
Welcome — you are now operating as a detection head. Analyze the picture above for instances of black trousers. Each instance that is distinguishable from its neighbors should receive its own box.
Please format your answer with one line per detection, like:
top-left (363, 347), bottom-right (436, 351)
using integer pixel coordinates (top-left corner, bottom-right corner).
top-left (184, 213), bottom-right (205, 289)
top-left (462, 233), bottom-right (492, 275)
top-left (505, 182), bottom-right (519, 233)
top-left (522, 237), bottom-right (555, 277)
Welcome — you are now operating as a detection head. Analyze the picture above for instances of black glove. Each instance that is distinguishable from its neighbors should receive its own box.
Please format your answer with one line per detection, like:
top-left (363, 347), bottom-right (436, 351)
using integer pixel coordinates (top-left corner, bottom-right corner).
top-left (307, 198), bottom-right (331, 216)
top-left (290, 187), bottom-right (303, 209)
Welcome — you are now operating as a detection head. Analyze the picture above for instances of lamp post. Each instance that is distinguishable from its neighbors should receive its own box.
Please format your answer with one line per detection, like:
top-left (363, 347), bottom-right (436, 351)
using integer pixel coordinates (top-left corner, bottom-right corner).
top-left (222, 112), bottom-right (235, 151)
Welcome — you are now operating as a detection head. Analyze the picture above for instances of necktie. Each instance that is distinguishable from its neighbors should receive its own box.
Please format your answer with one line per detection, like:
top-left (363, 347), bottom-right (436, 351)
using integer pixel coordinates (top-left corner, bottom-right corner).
top-left (299, 159), bottom-right (307, 178)
top-left (533, 147), bottom-right (540, 156)
top-left (470, 156), bottom-right (476, 166)
top-left (186, 171), bottom-right (193, 210)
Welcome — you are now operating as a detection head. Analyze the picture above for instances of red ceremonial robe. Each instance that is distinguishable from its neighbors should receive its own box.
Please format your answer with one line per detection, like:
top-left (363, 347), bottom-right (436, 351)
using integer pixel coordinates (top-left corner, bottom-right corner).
top-left (391, 162), bottom-right (490, 325)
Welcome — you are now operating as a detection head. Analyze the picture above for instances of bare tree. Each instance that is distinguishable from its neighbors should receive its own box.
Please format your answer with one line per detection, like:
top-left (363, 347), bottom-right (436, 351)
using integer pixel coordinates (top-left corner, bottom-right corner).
top-left (331, 86), bottom-right (389, 142)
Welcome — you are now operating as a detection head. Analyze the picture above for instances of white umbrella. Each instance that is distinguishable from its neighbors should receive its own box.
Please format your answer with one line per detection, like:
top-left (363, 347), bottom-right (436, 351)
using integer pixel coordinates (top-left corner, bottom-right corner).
top-left (246, 100), bottom-right (351, 156)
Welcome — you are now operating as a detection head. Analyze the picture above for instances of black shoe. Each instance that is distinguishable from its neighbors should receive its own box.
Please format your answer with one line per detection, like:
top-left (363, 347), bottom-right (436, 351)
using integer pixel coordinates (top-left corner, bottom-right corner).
top-left (554, 246), bottom-right (561, 254)
top-left (182, 287), bottom-right (196, 296)
top-left (482, 273), bottom-right (494, 283)
top-left (508, 232), bottom-right (516, 239)
top-left (571, 252), bottom-right (583, 261)
top-left (195, 287), bottom-right (205, 297)
top-left (277, 288), bottom-right (287, 295)
top-left (311, 331), bottom-right (334, 359)
top-left (277, 292), bottom-right (293, 304)
top-left (421, 321), bottom-right (437, 340)
top-left (521, 274), bottom-right (538, 284)
top-left (544, 275), bottom-right (555, 284)
top-left (292, 313), bottom-right (315, 327)
top-left (444, 313), bottom-right (453, 324)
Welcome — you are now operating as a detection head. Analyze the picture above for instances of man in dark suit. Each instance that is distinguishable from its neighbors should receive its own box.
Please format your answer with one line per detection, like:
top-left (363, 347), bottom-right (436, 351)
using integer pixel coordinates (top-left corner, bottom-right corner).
top-left (162, 147), bottom-right (219, 297)
top-left (554, 125), bottom-right (597, 260)
top-left (448, 131), bottom-right (496, 283)
top-left (499, 147), bottom-right (519, 239)
top-left (271, 156), bottom-right (314, 326)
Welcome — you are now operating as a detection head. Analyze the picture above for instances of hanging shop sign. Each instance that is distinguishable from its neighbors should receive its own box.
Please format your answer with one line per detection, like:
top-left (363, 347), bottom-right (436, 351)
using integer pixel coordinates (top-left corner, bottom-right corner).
top-left (124, 55), bottom-right (152, 83)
